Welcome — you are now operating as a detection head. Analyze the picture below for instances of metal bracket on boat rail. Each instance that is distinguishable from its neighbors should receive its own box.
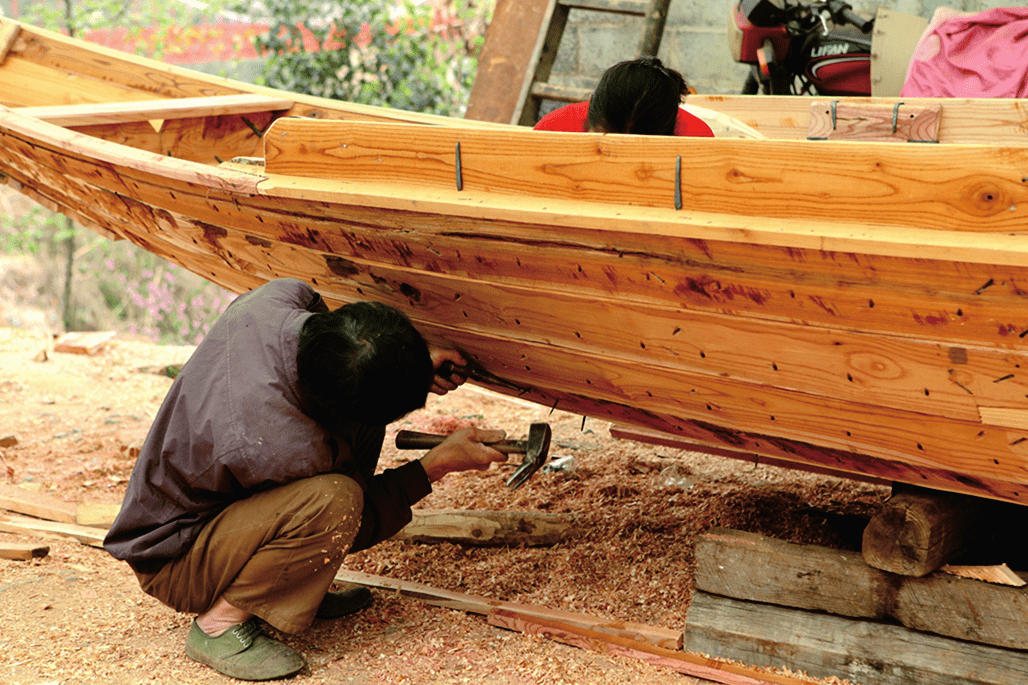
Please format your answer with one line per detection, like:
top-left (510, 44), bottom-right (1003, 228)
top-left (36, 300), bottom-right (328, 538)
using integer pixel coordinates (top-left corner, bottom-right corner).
top-left (674, 156), bottom-right (682, 211)
top-left (455, 142), bottom-right (463, 191)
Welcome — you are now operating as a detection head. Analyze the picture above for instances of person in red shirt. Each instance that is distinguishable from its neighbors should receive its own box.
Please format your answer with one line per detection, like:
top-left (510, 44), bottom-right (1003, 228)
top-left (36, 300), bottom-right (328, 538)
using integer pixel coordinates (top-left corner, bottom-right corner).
top-left (534, 57), bottom-right (714, 137)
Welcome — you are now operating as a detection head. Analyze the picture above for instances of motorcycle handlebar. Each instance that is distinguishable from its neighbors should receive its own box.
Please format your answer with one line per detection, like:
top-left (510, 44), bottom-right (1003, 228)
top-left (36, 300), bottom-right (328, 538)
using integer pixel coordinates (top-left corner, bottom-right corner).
top-left (840, 7), bottom-right (874, 33)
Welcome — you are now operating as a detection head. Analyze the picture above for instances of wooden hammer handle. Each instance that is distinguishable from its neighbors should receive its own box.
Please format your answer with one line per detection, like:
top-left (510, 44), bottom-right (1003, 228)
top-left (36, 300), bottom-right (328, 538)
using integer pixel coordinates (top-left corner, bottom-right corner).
top-left (394, 430), bottom-right (526, 454)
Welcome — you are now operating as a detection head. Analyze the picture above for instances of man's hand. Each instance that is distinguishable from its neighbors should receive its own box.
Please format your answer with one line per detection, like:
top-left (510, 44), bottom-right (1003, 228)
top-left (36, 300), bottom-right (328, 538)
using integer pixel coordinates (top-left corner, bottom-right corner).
top-left (419, 427), bottom-right (508, 483)
top-left (429, 346), bottom-right (467, 396)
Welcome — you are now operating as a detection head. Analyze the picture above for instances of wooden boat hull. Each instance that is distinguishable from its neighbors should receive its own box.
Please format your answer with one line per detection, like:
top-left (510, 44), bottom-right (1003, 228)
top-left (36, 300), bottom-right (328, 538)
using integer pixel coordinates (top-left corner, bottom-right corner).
top-left (3, 19), bottom-right (1028, 505)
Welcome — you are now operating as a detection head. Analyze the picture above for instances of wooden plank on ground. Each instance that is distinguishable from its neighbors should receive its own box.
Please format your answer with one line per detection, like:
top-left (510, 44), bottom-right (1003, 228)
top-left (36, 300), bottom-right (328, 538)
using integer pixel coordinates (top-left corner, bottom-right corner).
top-left (392, 509), bottom-right (570, 546)
top-left (17, 94), bottom-right (294, 127)
top-left (53, 330), bottom-right (116, 355)
top-left (695, 527), bottom-right (1028, 651)
top-left (0, 483), bottom-right (77, 524)
top-left (0, 542), bottom-right (49, 560)
top-left (75, 502), bottom-right (121, 529)
top-left (862, 484), bottom-right (1000, 576)
top-left (0, 514), bottom-right (105, 548)
top-left (334, 569), bottom-right (682, 651)
top-left (488, 609), bottom-right (802, 685)
top-left (684, 591), bottom-right (1028, 685)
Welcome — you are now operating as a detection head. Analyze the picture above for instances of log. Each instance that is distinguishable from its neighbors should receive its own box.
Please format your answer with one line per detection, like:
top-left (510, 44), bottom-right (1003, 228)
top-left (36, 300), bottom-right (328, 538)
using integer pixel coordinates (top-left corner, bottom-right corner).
top-left (695, 527), bottom-right (1028, 650)
top-left (334, 569), bottom-right (682, 651)
top-left (0, 542), bottom-right (49, 560)
top-left (684, 591), bottom-right (1028, 685)
top-left (0, 483), bottom-right (77, 524)
top-left (0, 514), bottom-right (106, 548)
top-left (488, 609), bottom-right (802, 685)
top-left (391, 509), bottom-right (569, 546)
top-left (862, 485), bottom-right (999, 576)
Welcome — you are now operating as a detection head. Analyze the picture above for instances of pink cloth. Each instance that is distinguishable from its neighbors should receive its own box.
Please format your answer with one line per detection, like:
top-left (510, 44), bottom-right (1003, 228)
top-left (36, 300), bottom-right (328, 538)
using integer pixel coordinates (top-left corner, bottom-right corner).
top-left (901, 7), bottom-right (1028, 98)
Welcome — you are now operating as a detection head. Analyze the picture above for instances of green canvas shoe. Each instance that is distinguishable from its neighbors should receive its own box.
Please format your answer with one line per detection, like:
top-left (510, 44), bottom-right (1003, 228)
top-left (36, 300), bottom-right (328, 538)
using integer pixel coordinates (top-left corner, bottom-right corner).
top-left (315, 584), bottom-right (373, 619)
top-left (185, 619), bottom-right (305, 681)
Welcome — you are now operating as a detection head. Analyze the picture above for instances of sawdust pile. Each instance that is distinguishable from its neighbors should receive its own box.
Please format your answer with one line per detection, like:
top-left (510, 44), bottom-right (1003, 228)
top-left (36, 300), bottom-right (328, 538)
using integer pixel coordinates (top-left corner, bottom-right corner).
top-left (0, 326), bottom-right (882, 684)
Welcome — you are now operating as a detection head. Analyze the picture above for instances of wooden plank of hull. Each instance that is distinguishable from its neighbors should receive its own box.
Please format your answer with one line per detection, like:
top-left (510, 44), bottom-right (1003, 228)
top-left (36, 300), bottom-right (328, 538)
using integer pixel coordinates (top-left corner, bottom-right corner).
top-left (17, 94), bottom-right (294, 127)
top-left (5, 119), bottom-right (1028, 502)
top-left (16, 177), bottom-right (1028, 501)
top-left (15, 117), bottom-right (1028, 354)
top-left (263, 118), bottom-right (1028, 237)
top-left (8, 130), bottom-right (1028, 421)
top-left (67, 113), bottom-right (273, 163)
top-left (684, 94), bottom-right (1028, 145)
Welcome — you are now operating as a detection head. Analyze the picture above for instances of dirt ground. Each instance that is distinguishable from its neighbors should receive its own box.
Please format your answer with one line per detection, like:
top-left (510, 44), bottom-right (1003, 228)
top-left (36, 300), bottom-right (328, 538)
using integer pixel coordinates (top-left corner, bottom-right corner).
top-left (0, 324), bottom-right (887, 685)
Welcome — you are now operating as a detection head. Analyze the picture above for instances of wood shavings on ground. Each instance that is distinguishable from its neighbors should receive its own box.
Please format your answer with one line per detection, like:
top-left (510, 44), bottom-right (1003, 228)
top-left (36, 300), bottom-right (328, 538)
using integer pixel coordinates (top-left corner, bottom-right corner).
top-left (0, 327), bottom-right (875, 684)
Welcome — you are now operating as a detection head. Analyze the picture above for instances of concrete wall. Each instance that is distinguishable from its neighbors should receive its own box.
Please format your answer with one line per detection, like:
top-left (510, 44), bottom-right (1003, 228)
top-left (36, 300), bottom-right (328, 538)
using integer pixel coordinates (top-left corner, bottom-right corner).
top-left (549, 0), bottom-right (1016, 96)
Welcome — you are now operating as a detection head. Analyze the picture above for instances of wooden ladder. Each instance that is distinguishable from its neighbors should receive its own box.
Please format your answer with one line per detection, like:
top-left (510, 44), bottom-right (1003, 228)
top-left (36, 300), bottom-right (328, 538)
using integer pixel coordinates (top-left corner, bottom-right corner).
top-left (516, 0), bottom-right (673, 126)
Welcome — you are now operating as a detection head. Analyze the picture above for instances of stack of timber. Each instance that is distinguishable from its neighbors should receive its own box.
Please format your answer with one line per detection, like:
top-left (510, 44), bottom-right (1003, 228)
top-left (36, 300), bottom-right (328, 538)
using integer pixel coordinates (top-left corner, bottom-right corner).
top-left (3, 18), bottom-right (1028, 509)
top-left (687, 527), bottom-right (1028, 685)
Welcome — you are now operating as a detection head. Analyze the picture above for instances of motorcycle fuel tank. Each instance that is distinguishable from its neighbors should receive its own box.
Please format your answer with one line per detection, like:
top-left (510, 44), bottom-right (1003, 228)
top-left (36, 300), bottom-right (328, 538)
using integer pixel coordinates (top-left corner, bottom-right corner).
top-left (801, 29), bottom-right (872, 95)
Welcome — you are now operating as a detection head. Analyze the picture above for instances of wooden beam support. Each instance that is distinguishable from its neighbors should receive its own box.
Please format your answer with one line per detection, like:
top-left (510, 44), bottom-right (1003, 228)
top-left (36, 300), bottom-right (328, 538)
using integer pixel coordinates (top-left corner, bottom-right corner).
top-left (488, 609), bottom-right (801, 685)
top-left (0, 18), bottom-right (19, 66)
top-left (392, 509), bottom-right (570, 546)
top-left (16, 93), bottom-right (294, 127)
top-left (862, 484), bottom-right (1001, 576)
top-left (333, 569), bottom-right (682, 651)
top-left (696, 528), bottom-right (1028, 651)
top-left (684, 591), bottom-right (1028, 685)
top-left (807, 101), bottom-right (941, 142)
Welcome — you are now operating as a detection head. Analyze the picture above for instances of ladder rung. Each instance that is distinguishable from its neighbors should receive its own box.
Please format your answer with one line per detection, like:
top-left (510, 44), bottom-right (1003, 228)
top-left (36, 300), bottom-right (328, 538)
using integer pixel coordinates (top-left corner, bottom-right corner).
top-left (557, 0), bottom-right (647, 16)
top-left (531, 82), bottom-right (595, 104)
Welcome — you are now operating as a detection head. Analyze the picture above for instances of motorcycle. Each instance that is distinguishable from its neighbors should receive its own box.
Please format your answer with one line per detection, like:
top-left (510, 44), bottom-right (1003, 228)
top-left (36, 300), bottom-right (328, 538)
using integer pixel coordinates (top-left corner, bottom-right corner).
top-left (729, 0), bottom-right (875, 96)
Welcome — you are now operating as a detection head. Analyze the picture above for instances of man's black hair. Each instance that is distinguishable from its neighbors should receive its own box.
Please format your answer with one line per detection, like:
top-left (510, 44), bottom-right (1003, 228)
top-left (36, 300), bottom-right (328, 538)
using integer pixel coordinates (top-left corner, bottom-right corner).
top-left (587, 57), bottom-right (689, 135)
top-left (297, 301), bottom-right (433, 427)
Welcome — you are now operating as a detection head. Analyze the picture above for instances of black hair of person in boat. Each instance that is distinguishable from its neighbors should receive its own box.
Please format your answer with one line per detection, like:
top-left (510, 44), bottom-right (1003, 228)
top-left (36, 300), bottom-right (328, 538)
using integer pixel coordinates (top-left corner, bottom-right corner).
top-left (586, 57), bottom-right (689, 135)
top-left (297, 301), bottom-right (434, 428)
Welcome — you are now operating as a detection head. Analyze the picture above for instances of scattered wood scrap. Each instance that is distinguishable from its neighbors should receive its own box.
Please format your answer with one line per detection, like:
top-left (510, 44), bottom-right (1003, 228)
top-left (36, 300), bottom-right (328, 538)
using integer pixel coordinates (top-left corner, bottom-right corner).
top-left (392, 509), bottom-right (569, 546)
top-left (53, 330), bottom-right (115, 355)
top-left (0, 514), bottom-right (105, 548)
top-left (862, 484), bottom-right (999, 576)
top-left (0, 434), bottom-right (17, 447)
top-left (0, 542), bottom-right (49, 560)
top-left (941, 563), bottom-right (1026, 587)
top-left (684, 591), bottom-right (1028, 685)
top-left (488, 609), bottom-right (808, 685)
top-left (75, 502), bottom-right (121, 529)
top-left (695, 527), bottom-right (1028, 653)
top-left (334, 569), bottom-right (681, 651)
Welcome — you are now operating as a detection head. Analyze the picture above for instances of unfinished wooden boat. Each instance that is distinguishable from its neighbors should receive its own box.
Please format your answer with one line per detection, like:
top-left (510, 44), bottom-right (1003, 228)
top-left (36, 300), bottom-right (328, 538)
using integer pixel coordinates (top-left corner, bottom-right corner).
top-left (4, 18), bottom-right (1028, 506)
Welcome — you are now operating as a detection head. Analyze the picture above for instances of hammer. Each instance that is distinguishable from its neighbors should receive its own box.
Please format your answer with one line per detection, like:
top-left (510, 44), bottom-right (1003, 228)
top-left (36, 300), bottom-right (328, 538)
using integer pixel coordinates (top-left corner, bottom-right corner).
top-left (395, 422), bottom-right (552, 490)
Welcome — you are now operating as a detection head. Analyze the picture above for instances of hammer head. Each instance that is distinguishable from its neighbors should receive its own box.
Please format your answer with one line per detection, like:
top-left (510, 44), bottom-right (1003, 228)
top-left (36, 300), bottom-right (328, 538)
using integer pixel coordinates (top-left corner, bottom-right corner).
top-left (505, 422), bottom-right (552, 490)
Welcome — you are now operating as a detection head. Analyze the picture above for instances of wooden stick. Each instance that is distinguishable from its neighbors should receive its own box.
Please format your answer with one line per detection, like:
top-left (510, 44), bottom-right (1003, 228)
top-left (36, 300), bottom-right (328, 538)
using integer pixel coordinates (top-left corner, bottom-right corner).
top-left (391, 509), bottom-right (570, 546)
top-left (334, 569), bottom-right (682, 651)
top-left (487, 609), bottom-right (806, 685)
top-left (0, 542), bottom-right (49, 560)
top-left (0, 514), bottom-right (105, 548)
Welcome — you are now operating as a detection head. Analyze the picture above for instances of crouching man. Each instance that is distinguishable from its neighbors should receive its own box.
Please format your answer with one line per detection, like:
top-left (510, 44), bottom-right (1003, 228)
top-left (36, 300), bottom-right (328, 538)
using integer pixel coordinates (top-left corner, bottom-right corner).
top-left (104, 278), bottom-right (507, 680)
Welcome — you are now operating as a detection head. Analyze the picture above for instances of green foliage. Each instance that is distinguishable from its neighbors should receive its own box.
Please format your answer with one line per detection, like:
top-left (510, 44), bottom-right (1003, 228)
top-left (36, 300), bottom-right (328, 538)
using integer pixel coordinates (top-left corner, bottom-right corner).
top-left (240, 0), bottom-right (491, 117)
